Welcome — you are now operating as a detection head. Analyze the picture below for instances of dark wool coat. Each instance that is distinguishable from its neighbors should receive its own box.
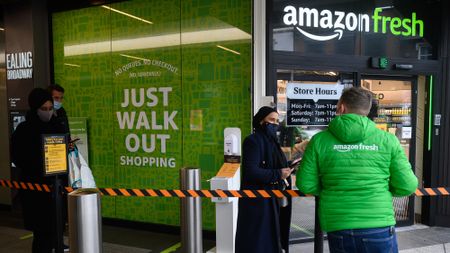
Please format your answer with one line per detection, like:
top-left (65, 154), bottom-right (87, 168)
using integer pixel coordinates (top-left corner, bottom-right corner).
top-left (11, 111), bottom-right (65, 233)
top-left (235, 129), bottom-right (292, 253)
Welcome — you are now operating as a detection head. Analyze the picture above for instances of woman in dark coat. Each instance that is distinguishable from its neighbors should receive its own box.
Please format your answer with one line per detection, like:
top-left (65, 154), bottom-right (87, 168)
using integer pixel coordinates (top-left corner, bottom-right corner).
top-left (235, 106), bottom-right (293, 253)
top-left (11, 88), bottom-right (65, 253)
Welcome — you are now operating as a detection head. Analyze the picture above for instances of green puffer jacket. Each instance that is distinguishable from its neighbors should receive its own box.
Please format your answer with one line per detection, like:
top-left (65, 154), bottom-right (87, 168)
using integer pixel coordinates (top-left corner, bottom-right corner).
top-left (297, 113), bottom-right (418, 232)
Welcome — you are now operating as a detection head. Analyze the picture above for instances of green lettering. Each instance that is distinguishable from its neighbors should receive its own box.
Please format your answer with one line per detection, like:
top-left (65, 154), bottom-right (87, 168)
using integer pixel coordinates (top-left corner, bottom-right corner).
top-left (372, 8), bottom-right (383, 33)
top-left (382, 16), bottom-right (391, 34)
top-left (401, 18), bottom-right (412, 36)
top-left (412, 12), bottom-right (424, 37)
top-left (390, 17), bottom-right (401, 35)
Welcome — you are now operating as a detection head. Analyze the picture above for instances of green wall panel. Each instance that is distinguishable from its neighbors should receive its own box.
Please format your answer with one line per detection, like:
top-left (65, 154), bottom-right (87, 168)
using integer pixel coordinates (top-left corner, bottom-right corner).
top-left (53, 0), bottom-right (251, 230)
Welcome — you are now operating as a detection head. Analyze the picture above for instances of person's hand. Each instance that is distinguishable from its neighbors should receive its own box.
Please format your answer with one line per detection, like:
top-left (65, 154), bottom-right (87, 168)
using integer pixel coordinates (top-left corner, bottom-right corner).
top-left (294, 140), bottom-right (309, 153)
top-left (280, 167), bottom-right (293, 180)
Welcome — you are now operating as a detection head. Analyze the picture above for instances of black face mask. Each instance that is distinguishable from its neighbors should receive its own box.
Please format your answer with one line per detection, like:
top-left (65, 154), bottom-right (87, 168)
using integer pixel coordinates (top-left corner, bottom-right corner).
top-left (264, 123), bottom-right (279, 138)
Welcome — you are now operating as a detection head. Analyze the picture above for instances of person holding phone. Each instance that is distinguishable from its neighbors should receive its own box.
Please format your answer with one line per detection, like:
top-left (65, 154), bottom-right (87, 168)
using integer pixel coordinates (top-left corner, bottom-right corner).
top-left (235, 106), bottom-right (293, 253)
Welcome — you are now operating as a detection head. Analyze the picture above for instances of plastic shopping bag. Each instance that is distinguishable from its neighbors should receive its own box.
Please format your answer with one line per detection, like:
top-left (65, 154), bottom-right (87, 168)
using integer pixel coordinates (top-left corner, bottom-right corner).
top-left (68, 149), bottom-right (81, 188)
top-left (68, 147), bottom-right (96, 188)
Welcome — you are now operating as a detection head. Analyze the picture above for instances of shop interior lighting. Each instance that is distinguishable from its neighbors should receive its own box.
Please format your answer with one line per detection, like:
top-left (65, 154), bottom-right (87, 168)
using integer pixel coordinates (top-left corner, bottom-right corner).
top-left (0, 28), bottom-right (4, 31)
top-left (64, 27), bottom-right (251, 56)
top-left (216, 45), bottom-right (240, 55)
top-left (64, 63), bottom-right (81, 67)
top-left (119, 54), bottom-right (149, 61)
top-left (101, 5), bottom-right (153, 25)
top-left (378, 6), bottom-right (395, 10)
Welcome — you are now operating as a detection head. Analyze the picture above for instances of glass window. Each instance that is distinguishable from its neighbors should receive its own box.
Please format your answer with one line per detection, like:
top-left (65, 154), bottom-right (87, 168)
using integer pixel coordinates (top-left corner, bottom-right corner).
top-left (361, 1), bottom-right (440, 60)
top-left (52, 0), bottom-right (252, 230)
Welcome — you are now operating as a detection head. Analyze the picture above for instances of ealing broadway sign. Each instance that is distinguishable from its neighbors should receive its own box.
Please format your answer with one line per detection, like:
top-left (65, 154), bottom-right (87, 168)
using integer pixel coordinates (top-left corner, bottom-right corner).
top-left (282, 6), bottom-right (424, 41)
top-left (6, 51), bottom-right (33, 80)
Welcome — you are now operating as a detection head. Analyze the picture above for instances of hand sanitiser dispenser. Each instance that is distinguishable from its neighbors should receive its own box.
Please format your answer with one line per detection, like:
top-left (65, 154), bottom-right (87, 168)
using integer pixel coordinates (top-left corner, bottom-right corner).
top-left (224, 133), bottom-right (238, 155)
top-left (223, 128), bottom-right (241, 163)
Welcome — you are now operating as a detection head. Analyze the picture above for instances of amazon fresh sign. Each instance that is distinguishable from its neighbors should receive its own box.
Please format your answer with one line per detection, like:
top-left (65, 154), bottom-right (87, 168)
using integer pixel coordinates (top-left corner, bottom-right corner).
top-left (283, 6), bottom-right (424, 41)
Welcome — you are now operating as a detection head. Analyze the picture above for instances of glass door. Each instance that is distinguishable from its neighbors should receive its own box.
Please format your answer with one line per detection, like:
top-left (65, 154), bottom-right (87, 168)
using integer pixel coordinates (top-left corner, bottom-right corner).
top-left (276, 69), bottom-right (355, 242)
top-left (276, 72), bottom-right (418, 242)
top-left (361, 76), bottom-right (416, 226)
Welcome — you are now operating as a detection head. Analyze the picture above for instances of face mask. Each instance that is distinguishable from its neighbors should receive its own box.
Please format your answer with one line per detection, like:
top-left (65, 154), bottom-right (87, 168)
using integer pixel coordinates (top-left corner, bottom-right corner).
top-left (37, 109), bottom-right (54, 122)
top-left (54, 101), bottom-right (62, 110)
top-left (264, 123), bottom-right (279, 138)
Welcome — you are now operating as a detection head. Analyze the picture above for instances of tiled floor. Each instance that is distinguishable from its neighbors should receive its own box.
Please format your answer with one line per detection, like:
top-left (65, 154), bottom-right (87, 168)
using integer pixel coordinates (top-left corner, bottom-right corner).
top-left (2, 208), bottom-right (450, 252)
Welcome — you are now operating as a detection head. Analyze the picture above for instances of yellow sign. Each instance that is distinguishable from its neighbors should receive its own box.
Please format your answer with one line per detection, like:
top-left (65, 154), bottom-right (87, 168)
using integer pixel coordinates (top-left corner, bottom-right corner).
top-left (216, 163), bottom-right (240, 178)
top-left (43, 135), bottom-right (68, 176)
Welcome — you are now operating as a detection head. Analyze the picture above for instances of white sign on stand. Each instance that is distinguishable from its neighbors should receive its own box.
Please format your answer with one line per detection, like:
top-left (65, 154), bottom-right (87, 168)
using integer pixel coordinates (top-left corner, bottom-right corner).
top-left (208, 128), bottom-right (241, 253)
top-left (208, 164), bottom-right (240, 253)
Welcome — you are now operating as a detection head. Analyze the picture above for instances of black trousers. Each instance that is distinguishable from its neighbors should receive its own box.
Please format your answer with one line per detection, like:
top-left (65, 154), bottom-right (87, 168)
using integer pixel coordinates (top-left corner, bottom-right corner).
top-left (32, 230), bottom-right (54, 253)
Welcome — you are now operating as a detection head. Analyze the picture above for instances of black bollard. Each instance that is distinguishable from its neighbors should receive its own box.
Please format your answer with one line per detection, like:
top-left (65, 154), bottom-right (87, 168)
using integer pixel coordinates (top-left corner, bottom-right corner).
top-left (314, 196), bottom-right (323, 253)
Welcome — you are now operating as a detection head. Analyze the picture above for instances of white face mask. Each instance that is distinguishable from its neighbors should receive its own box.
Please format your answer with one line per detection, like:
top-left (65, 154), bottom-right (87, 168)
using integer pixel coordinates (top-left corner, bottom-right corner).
top-left (37, 109), bottom-right (54, 122)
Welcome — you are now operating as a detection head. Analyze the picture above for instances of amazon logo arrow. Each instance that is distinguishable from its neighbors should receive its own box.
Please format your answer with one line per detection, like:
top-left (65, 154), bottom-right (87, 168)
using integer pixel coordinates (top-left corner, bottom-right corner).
top-left (296, 27), bottom-right (343, 41)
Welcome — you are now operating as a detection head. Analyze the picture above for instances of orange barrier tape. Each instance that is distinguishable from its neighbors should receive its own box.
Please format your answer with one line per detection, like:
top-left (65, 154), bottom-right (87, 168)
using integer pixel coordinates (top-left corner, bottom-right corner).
top-left (0, 179), bottom-right (448, 198)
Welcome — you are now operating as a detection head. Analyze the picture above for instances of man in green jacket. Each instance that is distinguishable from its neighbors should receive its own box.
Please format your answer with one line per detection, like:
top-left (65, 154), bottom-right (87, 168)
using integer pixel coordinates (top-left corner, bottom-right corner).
top-left (297, 87), bottom-right (418, 253)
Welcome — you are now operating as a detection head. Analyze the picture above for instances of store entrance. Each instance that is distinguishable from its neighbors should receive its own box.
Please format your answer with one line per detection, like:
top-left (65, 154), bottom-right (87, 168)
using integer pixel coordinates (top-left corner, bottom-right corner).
top-left (360, 76), bottom-right (420, 226)
top-left (276, 69), bottom-right (354, 242)
top-left (275, 70), bottom-right (425, 242)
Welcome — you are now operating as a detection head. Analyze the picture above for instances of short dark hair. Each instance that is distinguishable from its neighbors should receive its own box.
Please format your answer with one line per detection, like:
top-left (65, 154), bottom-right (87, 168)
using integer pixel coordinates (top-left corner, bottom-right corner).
top-left (339, 87), bottom-right (373, 116)
top-left (48, 84), bottom-right (65, 93)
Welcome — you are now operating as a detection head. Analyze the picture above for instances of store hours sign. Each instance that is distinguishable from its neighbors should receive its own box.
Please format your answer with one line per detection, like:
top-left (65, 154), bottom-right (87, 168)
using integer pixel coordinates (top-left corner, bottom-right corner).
top-left (286, 83), bottom-right (344, 126)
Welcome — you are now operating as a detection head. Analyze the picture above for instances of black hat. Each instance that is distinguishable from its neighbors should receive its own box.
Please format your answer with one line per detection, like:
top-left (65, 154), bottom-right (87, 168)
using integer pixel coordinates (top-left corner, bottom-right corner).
top-left (253, 106), bottom-right (278, 129)
top-left (28, 88), bottom-right (53, 110)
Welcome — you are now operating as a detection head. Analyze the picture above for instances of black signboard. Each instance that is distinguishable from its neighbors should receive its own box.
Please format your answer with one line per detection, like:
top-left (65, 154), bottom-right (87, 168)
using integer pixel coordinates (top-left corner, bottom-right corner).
top-left (287, 99), bottom-right (338, 126)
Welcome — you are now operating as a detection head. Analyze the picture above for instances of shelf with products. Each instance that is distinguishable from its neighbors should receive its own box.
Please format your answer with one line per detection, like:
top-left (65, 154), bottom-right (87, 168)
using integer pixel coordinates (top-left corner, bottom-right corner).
top-left (373, 116), bottom-right (411, 125)
top-left (378, 103), bottom-right (411, 108)
top-left (375, 103), bottom-right (412, 127)
top-left (377, 107), bottom-right (411, 116)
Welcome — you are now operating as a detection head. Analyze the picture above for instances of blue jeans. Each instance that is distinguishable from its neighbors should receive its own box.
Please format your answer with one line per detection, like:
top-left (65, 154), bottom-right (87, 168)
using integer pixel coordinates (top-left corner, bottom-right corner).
top-left (327, 226), bottom-right (398, 253)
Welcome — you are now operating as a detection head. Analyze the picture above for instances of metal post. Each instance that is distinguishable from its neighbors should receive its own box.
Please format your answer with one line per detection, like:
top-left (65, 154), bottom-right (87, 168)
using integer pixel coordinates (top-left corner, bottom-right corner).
top-left (180, 167), bottom-right (203, 253)
top-left (68, 188), bottom-right (102, 253)
top-left (54, 176), bottom-right (64, 253)
top-left (314, 196), bottom-right (323, 253)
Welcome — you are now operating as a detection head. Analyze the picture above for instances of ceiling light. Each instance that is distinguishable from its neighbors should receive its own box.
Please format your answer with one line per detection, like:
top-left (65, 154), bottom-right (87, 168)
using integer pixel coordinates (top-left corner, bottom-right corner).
top-left (0, 28), bottom-right (4, 31)
top-left (119, 54), bottom-right (148, 61)
top-left (101, 5), bottom-right (153, 25)
top-left (378, 6), bottom-right (394, 10)
top-left (64, 27), bottom-right (251, 56)
top-left (216, 45), bottom-right (240, 55)
top-left (64, 63), bottom-right (81, 67)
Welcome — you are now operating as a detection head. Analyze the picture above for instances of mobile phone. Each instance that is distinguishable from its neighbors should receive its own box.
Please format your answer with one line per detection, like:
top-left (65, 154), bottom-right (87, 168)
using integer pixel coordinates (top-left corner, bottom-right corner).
top-left (69, 138), bottom-right (80, 143)
top-left (289, 157), bottom-right (302, 168)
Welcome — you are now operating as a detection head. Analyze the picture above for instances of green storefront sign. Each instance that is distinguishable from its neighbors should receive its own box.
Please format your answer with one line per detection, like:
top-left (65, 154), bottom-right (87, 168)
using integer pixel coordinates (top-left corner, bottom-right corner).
top-left (283, 6), bottom-right (424, 41)
top-left (53, 0), bottom-right (252, 229)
